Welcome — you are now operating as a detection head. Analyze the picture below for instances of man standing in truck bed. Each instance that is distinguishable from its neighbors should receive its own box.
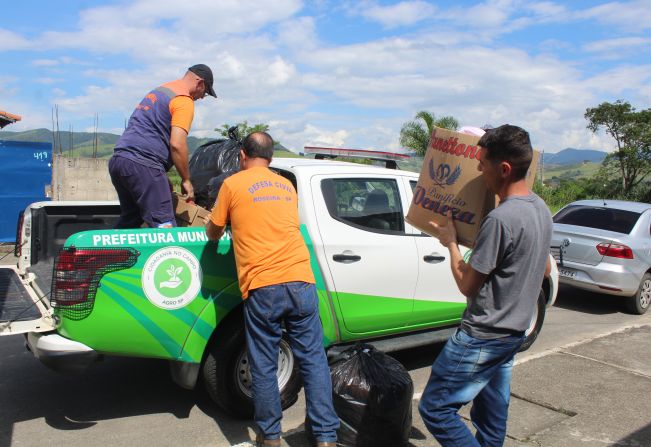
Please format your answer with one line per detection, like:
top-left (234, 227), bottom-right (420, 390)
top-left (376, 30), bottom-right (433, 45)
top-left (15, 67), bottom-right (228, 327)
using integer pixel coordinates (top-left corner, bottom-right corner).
top-left (206, 132), bottom-right (339, 447)
top-left (109, 64), bottom-right (217, 228)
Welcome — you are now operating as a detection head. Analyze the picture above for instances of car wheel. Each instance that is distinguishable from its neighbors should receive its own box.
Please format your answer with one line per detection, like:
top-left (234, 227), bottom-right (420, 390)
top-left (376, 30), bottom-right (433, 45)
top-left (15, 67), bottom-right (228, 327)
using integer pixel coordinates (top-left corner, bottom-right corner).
top-left (519, 288), bottom-right (546, 352)
top-left (202, 320), bottom-right (302, 418)
top-left (626, 272), bottom-right (651, 315)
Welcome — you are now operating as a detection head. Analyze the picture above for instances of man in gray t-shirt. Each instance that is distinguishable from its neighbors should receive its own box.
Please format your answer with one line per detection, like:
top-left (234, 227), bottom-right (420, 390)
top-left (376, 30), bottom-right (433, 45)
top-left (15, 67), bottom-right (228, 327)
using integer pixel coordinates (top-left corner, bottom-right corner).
top-left (418, 125), bottom-right (552, 447)
top-left (463, 193), bottom-right (552, 339)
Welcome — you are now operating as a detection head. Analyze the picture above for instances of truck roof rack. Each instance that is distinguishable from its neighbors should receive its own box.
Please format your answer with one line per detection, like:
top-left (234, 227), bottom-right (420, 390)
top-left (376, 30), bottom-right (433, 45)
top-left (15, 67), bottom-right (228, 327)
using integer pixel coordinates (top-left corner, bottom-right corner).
top-left (302, 146), bottom-right (411, 169)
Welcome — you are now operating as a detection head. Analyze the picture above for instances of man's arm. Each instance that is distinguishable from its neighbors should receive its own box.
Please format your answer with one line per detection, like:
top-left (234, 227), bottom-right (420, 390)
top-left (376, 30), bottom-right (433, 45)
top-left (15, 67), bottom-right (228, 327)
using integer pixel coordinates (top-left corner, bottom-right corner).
top-left (429, 211), bottom-right (487, 299)
top-left (205, 220), bottom-right (225, 241)
top-left (544, 256), bottom-right (551, 278)
top-left (446, 241), bottom-right (488, 298)
top-left (170, 126), bottom-right (194, 202)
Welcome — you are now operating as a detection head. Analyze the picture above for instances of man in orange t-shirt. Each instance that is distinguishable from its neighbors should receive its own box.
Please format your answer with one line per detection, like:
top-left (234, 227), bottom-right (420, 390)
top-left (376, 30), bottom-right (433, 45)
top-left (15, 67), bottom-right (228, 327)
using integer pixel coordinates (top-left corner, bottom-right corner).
top-left (206, 132), bottom-right (338, 447)
top-left (109, 64), bottom-right (216, 228)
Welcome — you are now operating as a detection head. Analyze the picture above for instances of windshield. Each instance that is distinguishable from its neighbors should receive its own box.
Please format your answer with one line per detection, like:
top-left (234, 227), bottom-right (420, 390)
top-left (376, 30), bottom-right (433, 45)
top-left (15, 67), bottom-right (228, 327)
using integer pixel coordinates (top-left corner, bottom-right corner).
top-left (553, 205), bottom-right (641, 234)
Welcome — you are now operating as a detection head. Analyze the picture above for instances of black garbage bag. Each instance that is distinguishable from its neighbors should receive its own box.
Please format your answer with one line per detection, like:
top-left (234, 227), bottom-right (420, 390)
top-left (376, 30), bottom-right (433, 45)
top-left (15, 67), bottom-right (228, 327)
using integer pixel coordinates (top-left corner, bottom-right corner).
top-left (329, 344), bottom-right (414, 447)
top-left (189, 127), bottom-right (242, 208)
top-left (206, 169), bottom-right (238, 207)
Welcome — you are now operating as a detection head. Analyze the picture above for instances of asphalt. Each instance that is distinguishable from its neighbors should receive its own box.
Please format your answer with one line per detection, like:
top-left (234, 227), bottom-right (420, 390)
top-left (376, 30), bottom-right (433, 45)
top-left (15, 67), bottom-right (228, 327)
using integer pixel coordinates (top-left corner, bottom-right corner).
top-left (231, 324), bottom-right (651, 447)
top-left (1, 244), bottom-right (649, 447)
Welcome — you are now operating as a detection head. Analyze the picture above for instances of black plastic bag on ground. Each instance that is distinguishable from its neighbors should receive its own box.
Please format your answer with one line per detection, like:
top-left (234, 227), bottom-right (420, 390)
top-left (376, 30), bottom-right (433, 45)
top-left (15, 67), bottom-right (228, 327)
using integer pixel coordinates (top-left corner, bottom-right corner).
top-left (189, 132), bottom-right (241, 208)
top-left (329, 344), bottom-right (414, 447)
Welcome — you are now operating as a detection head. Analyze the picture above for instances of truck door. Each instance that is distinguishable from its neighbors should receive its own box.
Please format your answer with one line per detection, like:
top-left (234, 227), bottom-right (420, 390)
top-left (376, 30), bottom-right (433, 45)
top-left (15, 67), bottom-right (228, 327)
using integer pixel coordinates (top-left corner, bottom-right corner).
top-left (0, 264), bottom-right (54, 336)
top-left (403, 178), bottom-right (467, 326)
top-left (311, 175), bottom-right (417, 335)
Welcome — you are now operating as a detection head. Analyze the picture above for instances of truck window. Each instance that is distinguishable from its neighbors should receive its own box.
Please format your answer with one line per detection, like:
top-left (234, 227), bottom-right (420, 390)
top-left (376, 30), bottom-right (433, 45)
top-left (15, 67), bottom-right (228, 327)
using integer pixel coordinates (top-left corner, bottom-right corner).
top-left (271, 168), bottom-right (297, 190)
top-left (321, 178), bottom-right (405, 234)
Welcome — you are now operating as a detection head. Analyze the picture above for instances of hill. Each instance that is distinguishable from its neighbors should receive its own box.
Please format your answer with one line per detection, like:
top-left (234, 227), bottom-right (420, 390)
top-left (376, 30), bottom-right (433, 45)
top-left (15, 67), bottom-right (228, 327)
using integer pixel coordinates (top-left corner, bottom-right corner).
top-left (542, 148), bottom-right (606, 166)
top-left (0, 128), bottom-right (214, 157)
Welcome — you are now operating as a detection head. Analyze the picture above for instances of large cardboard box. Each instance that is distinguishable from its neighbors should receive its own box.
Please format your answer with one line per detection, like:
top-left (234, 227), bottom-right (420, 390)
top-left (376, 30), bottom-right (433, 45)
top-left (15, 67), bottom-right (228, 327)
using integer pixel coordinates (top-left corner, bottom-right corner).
top-left (405, 127), bottom-right (538, 247)
top-left (172, 192), bottom-right (211, 227)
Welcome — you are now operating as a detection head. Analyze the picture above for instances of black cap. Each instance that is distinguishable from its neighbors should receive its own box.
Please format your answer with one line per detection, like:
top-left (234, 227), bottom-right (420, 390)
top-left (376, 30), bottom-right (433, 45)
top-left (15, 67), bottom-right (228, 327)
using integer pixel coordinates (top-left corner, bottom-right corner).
top-left (188, 64), bottom-right (216, 98)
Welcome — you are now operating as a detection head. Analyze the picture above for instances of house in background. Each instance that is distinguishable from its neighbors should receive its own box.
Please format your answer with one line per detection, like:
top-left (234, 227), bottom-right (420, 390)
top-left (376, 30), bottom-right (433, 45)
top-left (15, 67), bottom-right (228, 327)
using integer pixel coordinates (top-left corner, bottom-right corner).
top-left (0, 110), bottom-right (21, 129)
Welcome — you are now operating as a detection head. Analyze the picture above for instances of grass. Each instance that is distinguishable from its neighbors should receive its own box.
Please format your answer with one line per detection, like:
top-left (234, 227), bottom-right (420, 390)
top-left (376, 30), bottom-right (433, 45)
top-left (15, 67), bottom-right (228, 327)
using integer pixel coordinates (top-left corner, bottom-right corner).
top-left (542, 162), bottom-right (601, 181)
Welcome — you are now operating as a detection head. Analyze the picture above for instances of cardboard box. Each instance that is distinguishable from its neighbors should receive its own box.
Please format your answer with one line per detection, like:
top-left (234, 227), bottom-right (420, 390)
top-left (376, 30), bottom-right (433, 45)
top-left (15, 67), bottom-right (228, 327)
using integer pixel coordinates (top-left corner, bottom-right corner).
top-left (172, 192), bottom-right (211, 227)
top-left (405, 127), bottom-right (539, 247)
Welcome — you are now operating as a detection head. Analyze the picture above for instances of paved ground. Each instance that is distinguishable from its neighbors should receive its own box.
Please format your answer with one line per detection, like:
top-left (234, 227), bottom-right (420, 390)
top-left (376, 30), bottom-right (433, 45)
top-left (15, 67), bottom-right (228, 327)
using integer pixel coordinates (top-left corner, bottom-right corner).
top-left (1, 245), bottom-right (650, 446)
top-left (229, 325), bottom-right (651, 447)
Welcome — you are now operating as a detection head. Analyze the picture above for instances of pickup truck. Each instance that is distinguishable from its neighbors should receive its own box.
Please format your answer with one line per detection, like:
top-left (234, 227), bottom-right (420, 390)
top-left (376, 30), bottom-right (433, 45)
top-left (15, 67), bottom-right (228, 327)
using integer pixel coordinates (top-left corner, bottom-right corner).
top-left (0, 157), bottom-right (558, 417)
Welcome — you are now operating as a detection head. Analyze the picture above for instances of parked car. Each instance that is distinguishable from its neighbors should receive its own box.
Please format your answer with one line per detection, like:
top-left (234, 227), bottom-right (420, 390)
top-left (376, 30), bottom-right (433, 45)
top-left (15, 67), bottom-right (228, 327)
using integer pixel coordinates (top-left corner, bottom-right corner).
top-left (551, 199), bottom-right (651, 314)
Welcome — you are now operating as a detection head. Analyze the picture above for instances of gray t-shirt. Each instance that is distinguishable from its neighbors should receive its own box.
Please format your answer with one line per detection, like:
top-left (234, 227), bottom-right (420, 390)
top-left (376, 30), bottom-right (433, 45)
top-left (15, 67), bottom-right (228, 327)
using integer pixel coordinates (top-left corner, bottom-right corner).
top-left (461, 193), bottom-right (552, 339)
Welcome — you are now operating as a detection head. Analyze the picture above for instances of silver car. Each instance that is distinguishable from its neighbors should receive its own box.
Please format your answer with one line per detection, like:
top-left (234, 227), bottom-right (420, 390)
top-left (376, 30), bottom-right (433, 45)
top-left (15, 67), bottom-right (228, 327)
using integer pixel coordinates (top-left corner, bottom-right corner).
top-left (551, 199), bottom-right (651, 314)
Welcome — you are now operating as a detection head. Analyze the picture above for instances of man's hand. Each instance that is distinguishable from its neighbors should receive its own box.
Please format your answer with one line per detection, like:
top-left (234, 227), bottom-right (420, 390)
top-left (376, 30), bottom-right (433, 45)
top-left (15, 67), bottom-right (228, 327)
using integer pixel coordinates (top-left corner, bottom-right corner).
top-left (429, 211), bottom-right (458, 248)
top-left (205, 220), bottom-right (225, 241)
top-left (181, 179), bottom-right (195, 203)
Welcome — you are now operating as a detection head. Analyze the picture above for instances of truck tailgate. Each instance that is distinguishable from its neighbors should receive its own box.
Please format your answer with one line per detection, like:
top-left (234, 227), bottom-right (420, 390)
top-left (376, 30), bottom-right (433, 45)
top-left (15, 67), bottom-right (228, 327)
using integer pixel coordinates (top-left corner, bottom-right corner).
top-left (0, 265), bottom-right (54, 335)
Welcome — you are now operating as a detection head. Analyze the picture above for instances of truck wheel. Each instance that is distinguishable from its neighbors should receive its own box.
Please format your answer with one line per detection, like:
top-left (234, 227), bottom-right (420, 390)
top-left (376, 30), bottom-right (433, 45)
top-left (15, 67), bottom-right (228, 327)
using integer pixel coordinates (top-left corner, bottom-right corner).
top-left (626, 273), bottom-right (651, 315)
top-left (519, 288), bottom-right (546, 352)
top-left (202, 321), bottom-right (302, 418)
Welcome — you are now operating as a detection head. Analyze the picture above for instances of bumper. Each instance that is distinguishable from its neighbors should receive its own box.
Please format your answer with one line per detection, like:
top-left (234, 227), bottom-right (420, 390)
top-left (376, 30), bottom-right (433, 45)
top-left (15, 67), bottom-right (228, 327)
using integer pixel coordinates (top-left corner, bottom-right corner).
top-left (557, 260), bottom-right (640, 296)
top-left (27, 332), bottom-right (98, 373)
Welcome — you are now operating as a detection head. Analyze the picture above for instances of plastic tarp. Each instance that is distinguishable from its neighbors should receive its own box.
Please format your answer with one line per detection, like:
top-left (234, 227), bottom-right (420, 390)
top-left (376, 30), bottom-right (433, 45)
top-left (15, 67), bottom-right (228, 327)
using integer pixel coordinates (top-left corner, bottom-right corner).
top-left (0, 141), bottom-right (52, 242)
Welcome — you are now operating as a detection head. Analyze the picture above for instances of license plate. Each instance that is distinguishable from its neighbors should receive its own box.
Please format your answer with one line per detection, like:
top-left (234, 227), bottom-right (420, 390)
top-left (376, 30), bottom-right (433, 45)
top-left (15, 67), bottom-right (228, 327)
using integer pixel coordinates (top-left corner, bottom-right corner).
top-left (559, 268), bottom-right (576, 279)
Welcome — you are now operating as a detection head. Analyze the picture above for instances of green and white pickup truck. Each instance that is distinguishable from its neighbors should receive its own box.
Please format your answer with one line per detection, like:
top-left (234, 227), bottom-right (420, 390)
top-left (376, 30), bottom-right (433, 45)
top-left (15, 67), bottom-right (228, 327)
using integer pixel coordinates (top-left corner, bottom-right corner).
top-left (0, 157), bottom-right (558, 417)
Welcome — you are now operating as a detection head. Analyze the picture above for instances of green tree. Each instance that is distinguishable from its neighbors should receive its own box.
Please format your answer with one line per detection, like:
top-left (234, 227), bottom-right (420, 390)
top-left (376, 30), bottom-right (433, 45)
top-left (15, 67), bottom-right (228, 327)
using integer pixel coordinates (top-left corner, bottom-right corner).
top-left (399, 111), bottom-right (459, 156)
top-left (216, 121), bottom-right (270, 140)
top-left (585, 100), bottom-right (651, 197)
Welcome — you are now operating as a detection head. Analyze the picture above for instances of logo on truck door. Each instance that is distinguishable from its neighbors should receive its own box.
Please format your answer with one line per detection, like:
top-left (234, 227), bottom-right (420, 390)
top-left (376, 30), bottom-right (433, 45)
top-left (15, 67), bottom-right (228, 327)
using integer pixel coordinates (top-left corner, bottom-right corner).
top-left (142, 247), bottom-right (202, 310)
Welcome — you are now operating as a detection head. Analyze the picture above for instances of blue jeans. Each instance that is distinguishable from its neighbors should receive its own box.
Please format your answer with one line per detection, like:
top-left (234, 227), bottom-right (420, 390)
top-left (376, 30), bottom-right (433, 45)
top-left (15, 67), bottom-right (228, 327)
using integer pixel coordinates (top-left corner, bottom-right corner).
top-left (244, 281), bottom-right (339, 442)
top-left (418, 329), bottom-right (524, 447)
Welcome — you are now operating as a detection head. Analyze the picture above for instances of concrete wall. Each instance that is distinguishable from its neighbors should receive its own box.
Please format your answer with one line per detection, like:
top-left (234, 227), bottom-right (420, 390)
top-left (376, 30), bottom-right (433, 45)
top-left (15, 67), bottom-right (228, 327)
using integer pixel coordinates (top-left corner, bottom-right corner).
top-left (52, 155), bottom-right (118, 201)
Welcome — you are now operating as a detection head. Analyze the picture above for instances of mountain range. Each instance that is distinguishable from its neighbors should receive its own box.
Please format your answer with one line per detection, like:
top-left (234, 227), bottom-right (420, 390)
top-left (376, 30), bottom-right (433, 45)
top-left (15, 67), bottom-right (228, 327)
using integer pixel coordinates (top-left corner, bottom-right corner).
top-left (0, 129), bottom-right (608, 165)
top-left (0, 128), bottom-right (215, 157)
top-left (541, 148), bottom-right (606, 165)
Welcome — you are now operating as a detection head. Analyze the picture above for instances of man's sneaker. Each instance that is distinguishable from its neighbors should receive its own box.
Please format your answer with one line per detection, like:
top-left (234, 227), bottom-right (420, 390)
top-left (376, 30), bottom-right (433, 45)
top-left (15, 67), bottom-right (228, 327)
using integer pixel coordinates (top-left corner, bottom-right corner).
top-left (255, 433), bottom-right (281, 446)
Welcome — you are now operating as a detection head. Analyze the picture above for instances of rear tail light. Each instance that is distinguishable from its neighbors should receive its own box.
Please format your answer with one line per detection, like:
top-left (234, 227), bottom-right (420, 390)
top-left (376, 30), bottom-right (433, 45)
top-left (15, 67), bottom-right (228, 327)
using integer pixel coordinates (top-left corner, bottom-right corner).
top-left (14, 211), bottom-right (24, 257)
top-left (596, 242), bottom-right (633, 259)
top-left (52, 247), bottom-right (139, 319)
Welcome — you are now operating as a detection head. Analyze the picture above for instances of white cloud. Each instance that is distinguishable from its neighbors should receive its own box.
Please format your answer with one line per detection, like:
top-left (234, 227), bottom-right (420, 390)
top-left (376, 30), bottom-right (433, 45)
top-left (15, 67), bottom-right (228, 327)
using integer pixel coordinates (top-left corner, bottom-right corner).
top-left (583, 37), bottom-right (651, 59)
top-left (579, 0), bottom-right (651, 30)
top-left (32, 59), bottom-right (60, 67)
top-left (4, 0), bottom-right (650, 156)
top-left (0, 29), bottom-right (30, 50)
top-left (358, 1), bottom-right (436, 28)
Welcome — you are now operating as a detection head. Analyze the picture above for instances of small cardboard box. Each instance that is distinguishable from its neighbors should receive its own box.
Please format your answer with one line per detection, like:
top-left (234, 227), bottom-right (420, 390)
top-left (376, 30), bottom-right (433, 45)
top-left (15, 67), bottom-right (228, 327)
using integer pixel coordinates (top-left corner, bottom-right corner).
top-left (172, 192), bottom-right (211, 227)
top-left (405, 127), bottom-right (539, 247)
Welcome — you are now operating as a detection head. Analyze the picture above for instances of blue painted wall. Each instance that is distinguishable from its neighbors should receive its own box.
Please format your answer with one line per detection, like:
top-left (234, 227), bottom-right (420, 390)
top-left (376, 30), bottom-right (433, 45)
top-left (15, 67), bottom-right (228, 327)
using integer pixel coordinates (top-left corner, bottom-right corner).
top-left (0, 141), bottom-right (52, 242)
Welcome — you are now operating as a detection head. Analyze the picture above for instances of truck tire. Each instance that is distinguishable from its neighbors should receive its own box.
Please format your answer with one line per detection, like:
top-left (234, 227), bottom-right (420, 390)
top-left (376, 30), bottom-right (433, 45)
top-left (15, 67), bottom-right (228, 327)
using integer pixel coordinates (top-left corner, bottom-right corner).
top-left (519, 288), bottom-right (546, 352)
top-left (625, 272), bottom-right (651, 315)
top-left (202, 320), bottom-right (302, 418)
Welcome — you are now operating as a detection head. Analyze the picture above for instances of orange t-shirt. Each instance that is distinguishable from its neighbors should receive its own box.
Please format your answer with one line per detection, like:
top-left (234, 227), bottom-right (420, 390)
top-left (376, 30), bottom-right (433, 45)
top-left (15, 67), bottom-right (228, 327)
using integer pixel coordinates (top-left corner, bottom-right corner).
top-left (209, 166), bottom-right (315, 299)
top-left (161, 80), bottom-right (194, 133)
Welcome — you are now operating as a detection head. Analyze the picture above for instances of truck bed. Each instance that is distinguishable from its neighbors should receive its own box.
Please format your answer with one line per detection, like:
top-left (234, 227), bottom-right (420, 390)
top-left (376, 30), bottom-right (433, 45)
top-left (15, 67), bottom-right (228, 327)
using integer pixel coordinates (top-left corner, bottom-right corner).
top-left (24, 203), bottom-right (121, 293)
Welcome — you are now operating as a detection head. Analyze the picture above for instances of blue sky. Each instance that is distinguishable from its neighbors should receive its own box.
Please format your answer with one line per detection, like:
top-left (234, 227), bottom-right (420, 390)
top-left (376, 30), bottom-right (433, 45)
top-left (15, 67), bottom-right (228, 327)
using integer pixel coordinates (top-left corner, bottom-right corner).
top-left (1, 0), bottom-right (650, 153)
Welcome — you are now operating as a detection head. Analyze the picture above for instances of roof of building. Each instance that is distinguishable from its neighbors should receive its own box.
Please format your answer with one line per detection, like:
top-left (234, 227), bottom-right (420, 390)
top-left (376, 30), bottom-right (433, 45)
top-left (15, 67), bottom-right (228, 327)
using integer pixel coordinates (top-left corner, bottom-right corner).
top-left (0, 110), bottom-right (22, 129)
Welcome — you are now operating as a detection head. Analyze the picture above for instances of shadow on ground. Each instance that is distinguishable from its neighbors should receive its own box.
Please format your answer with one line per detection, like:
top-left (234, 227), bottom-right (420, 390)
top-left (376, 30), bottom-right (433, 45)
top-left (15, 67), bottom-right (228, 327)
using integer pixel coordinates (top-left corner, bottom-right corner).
top-left (552, 285), bottom-right (630, 315)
